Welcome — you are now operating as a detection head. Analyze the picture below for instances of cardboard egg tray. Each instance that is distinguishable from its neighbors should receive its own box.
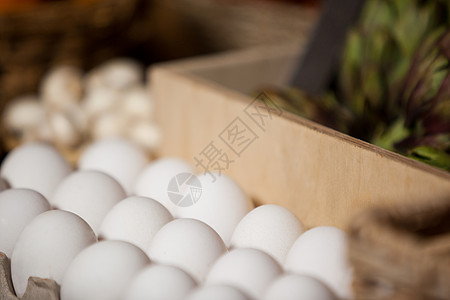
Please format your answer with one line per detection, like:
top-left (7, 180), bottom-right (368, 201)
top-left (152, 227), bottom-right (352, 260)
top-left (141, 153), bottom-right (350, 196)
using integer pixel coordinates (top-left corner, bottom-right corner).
top-left (1, 252), bottom-right (59, 299)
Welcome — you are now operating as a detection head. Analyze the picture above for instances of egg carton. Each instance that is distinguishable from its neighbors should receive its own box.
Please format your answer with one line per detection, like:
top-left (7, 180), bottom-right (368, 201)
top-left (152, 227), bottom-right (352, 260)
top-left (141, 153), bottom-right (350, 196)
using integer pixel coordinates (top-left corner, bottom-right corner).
top-left (0, 252), bottom-right (58, 300)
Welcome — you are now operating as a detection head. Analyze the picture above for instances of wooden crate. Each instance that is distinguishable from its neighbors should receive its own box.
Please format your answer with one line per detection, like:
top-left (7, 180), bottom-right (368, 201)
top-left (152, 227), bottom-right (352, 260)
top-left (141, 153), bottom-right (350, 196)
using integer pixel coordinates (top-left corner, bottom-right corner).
top-left (149, 43), bottom-right (450, 230)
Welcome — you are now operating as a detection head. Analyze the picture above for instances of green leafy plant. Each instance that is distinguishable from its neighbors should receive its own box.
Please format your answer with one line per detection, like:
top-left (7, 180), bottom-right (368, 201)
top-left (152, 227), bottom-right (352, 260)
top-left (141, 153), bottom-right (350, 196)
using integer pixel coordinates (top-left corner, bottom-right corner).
top-left (263, 0), bottom-right (450, 171)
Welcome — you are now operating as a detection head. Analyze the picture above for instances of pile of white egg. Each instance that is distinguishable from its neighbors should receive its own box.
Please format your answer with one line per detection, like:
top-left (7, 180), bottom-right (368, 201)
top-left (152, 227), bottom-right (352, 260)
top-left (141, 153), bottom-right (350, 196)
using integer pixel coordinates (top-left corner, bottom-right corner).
top-left (2, 59), bottom-right (159, 156)
top-left (0, 138), bottom-right (353, 300)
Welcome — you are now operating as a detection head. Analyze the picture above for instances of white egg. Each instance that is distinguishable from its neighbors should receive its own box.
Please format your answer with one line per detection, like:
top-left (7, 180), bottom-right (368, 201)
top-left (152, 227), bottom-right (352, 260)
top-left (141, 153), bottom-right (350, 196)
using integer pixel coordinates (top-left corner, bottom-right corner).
top-left (177, 173), bottom-right (253, 246)
top-left (186, 285), bottom-right (251, 300)
top-left (123, 264), bottom-right (197, 300)
top-left (96, 59), bottom-right (143, 91)
top-left (82, 87), bottom-right (119, 120)
top-left (99, 196), bottom-right (173, 252)
top-left (284, 226), bottom-right (353, 299)
top-left (2, 96), bottom-right (46, 141)
top-left (51, 170), bottom-right (126, 234)
top-left (37, 119), bottom-right (53, 142)
top-left (126, 121), bottom-right (161, 152)
top-left (47, 112), bottom-right (82, 148)
top-left (230, 204), bottom-right (305, 264)
top-left (119, 86), bottom-right (153, 121)
top-left (133, 158), bottom-right (195, 215)
top-left (41, 65), bottom-right (83, 110)
top-left (11, 210), bottom-right (97, 298)
top-left (78, 138), bottom-right (148, 195)
top-left (0, 189), bottom-right (50, 257)
top-left (205, 248), bottom-right (282, 299)
top-left (147, 218), bottom-right (227, 282)
top-left (62, 102), bottom-right (89, 135)
top-left (60, 240), bottom-right (150, 300)
top-left (91, 110), bottom-right (127, 140)
top-left (262, 274), bottom-right (337, 300)
top-left (84, 69), bottom-right (105, 92)
top-left (85, 59), bottom-right (142, 92)
top-left (0, 142), bottom-right (72, 199)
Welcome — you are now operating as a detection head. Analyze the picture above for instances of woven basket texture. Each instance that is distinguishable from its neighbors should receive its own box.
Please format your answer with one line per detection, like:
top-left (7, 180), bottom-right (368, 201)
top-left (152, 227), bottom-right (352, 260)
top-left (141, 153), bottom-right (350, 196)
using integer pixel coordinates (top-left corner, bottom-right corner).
top-left (349, 198), bottom-right (450, 300)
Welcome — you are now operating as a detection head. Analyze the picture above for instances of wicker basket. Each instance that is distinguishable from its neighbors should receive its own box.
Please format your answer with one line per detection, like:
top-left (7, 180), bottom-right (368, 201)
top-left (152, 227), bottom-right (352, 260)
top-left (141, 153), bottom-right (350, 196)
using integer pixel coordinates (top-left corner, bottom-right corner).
top-left (0, 0), bottom-right (147, 106)
top-left (349, 198), bottom-right (450, 300)
top-left (0, 0), bottom-right (317, 108)
top-left (154, 0), bottom-right (318, 51)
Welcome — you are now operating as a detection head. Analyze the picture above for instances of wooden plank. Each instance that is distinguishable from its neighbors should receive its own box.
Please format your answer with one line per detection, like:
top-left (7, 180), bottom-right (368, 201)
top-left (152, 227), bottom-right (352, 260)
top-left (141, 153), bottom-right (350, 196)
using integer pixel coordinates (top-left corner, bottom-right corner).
top-left (149, 44), bottom-right (450, 230)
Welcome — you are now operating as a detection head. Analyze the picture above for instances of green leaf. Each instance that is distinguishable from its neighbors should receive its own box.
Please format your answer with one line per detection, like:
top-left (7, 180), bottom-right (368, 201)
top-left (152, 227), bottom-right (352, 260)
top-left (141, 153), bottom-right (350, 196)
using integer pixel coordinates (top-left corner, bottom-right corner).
top-left (409, 146), bottom-right (450, 171)
top-left (361, 67), bottom-right (383, 109)
top-left (371, 117), bottom-right (409, 151)
top-left (339, 30), bottom-right (363, 102)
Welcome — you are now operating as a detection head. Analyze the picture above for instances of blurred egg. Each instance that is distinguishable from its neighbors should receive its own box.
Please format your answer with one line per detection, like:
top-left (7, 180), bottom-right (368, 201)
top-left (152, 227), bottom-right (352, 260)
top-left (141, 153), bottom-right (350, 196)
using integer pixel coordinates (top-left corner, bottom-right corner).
top-left (177, 173), bottom-right (253, 246)
top-left (0, 142), bottom-right (72, 199)
top-left (83, 68), bottom-right (104, 93)
top-left (60, 240), bottom-right (150, 300)
top-left (284, 226), bottom-right (353, 299)
top-left (91, 110), bottom-right (127, 140)
top-left (230, 204), bottom-right (305, 263)
top-left (123, 264), bottom-right (197, 300)
top-left (78, 138), bottom-right (148, 194)
top-left (119, 86), bottom-right (153, 121)
top-left (186, 285), bottom-right (251, 300)
top-left (205, 248), bottom-right (282, 299)
top-left (63, 102), bottom-right (89, 134)
top-left (262, 274), bottom-right (337, 300)
top-left (3, 96), bottom-right (45, 141)
top-left (11, 210), bottom-right (96, 298)
top-left (126, 121), bottom-right (161, 152)
top-left (147, 218), bottom-right (227, 282)
top-left (37, 119), bottom-right (53, 142)
top-left (41, 65), bottom-right (83, 110)
top-left (51, 170), bottom-right (126, 234)
top-left (87, 59), bottom-right (142, 91)
top-left (82, 87), bottom-right (119, 120)
top-left (99, 196), bottom-right (173, 252)
top-left (133, 158), bottom-right (195, 215)
top-left (47, 112), bottom-right (82, 148)
top-left (0, 188), bottom-right (50, 257)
